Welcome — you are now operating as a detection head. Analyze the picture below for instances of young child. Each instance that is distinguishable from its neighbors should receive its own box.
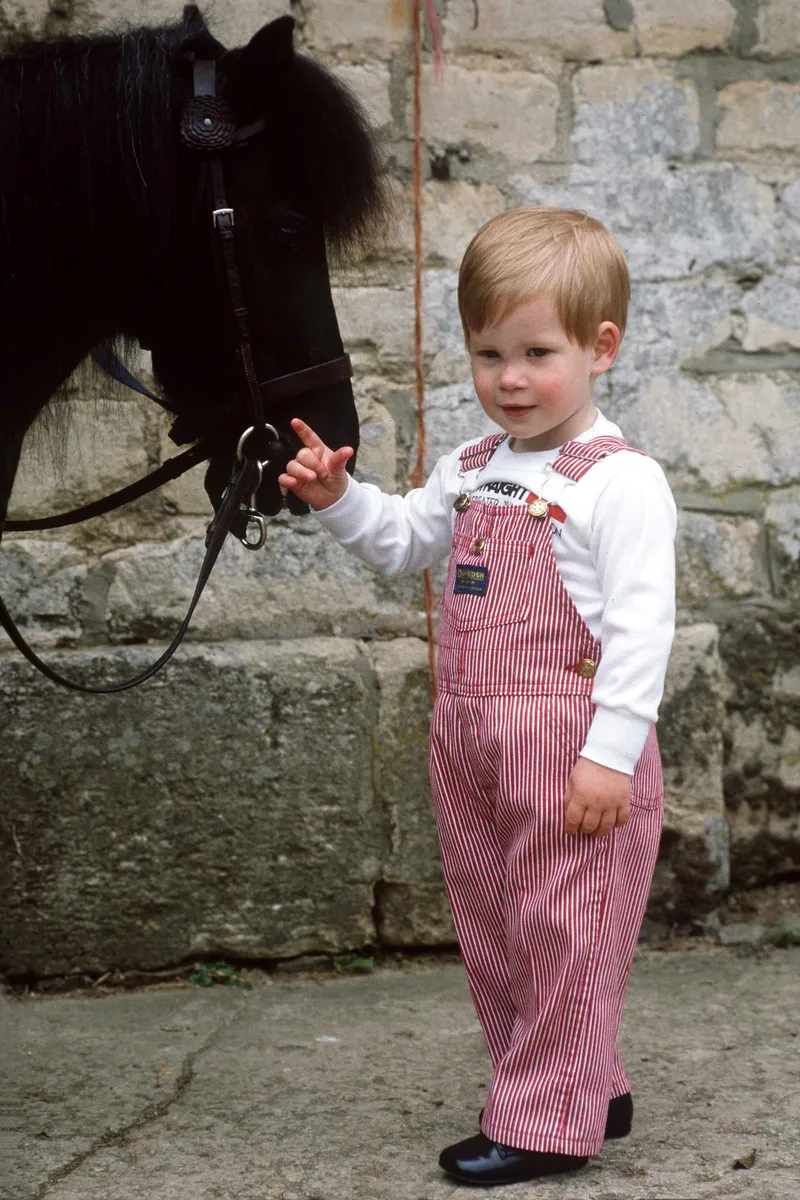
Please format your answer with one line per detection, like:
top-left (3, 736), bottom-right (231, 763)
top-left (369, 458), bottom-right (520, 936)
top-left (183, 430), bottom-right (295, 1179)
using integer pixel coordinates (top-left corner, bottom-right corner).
top-left (278, 206), bottom-right (676, 1186)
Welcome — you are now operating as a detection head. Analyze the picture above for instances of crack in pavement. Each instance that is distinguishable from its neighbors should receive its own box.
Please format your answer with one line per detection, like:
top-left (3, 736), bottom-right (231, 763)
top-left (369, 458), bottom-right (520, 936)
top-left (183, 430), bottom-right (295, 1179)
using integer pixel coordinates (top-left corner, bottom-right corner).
top-left (31, 994), bottom-right (252, 1198)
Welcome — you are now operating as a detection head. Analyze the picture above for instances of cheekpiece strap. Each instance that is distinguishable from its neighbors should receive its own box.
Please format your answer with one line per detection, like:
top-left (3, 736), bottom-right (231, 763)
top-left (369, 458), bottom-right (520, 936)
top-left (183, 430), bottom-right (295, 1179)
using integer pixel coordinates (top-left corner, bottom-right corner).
top-left (193, 58), bottom-right (216, 97)
top-left (551, 435), bottom-right (644, 482)
top-left (459, 433), bottom-right (506, 472)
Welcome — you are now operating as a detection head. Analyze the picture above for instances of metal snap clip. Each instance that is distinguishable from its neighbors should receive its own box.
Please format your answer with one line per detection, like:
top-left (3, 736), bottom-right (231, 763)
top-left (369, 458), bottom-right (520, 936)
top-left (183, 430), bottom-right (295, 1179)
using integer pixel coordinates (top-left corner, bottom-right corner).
top-left (577, 658), bottom-right (597, 678)
top-left (237, 423), bottom-right (279, 466)
top-left (454, 493), bottom-right (471, 513)
top-left (239, 510), bottom-right (267, 551)
top-left (528, 498), bottom-right (549, 518)
top-left (472, 537), bottom-right (485, 555)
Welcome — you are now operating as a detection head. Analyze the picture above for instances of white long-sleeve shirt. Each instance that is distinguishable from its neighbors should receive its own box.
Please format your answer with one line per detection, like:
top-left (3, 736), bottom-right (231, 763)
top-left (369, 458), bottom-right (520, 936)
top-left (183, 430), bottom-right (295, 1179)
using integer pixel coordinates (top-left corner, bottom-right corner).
top-left (315, 409), bottom-right (677, 776)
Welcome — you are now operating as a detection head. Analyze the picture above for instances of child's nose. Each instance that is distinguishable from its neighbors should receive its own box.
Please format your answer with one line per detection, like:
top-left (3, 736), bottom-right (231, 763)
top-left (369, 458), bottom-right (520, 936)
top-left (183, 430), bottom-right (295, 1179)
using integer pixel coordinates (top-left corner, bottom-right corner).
top-left (498, 363), bottom-right (527, 389)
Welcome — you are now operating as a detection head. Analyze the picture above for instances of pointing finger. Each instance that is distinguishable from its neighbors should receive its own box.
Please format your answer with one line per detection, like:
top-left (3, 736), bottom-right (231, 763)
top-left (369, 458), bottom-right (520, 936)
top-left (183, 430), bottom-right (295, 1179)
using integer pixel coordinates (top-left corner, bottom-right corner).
top-left (290, 417), bottom-right (330, 458)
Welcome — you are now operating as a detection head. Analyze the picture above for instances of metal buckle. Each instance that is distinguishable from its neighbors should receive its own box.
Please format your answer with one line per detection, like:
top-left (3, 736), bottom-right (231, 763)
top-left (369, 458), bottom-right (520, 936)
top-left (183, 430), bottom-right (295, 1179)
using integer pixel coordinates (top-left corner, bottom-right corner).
top-left (212, 207), bottom-right (235, 229)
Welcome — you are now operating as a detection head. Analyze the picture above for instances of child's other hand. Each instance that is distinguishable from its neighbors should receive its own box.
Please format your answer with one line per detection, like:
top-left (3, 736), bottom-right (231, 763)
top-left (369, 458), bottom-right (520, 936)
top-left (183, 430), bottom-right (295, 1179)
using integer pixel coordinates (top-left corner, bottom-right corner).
top-left (278, 418), bottom-right (353, 511)
top-left (564, 758), bottom-right (631, 837)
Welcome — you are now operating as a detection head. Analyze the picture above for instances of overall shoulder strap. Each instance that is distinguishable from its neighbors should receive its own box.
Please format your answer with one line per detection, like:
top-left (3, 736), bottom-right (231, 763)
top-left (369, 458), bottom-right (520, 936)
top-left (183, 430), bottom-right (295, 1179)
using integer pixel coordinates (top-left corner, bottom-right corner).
top-left (459, 433), bottom-right (506, 472)
top-left (551, 435), bottom-right (644, 483)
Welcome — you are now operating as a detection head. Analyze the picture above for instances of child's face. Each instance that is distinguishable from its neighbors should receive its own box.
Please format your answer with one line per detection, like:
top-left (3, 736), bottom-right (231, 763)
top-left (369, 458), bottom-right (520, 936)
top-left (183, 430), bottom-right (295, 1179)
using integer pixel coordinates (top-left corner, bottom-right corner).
top-left (467, 295), bottom-right (620, 453)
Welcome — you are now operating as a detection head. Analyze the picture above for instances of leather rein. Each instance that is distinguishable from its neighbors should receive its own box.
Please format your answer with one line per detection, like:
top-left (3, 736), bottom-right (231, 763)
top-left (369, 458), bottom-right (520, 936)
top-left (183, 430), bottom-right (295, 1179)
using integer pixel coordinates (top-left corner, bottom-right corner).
top-left (0, 58), bottom-right (352, 693)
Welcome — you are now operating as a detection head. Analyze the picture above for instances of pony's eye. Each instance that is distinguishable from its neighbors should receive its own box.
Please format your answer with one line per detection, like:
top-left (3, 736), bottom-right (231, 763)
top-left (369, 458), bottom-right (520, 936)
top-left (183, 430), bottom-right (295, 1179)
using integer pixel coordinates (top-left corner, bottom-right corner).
top-left (272, 225), bottom-right (300, 250)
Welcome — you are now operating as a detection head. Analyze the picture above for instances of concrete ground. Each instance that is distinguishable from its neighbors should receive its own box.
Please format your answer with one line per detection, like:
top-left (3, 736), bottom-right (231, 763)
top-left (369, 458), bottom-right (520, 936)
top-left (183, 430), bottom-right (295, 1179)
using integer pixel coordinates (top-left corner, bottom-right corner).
top-left (2, 946), bottom-right (798, 1200)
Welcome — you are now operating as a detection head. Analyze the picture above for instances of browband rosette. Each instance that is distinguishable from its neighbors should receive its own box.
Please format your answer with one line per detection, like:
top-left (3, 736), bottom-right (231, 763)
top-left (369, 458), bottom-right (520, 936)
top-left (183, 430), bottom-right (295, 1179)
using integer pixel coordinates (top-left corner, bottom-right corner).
top-left (180, 96), bottom-right (237, 150)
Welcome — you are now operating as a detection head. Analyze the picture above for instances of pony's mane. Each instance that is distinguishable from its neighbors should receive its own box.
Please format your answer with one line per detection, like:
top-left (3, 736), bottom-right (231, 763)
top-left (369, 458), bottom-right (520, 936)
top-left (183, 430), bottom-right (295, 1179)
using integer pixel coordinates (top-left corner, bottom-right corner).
top-left (0, 22), bottom-right (180, 282)
top-left (0, 9), bottom-right (386, 282)
top-left (0, 10), bottom-right (388, 462)
top-left (285, 53), bottom-right (388, 256)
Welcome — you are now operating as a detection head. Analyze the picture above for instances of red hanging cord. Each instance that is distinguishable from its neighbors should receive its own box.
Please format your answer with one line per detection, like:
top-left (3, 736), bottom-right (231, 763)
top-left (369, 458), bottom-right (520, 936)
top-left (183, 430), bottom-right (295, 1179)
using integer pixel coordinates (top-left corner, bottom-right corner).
top-left (410, 0), bottom-right (443, 702)
top-left (424, 0), bottom-right (445, 80)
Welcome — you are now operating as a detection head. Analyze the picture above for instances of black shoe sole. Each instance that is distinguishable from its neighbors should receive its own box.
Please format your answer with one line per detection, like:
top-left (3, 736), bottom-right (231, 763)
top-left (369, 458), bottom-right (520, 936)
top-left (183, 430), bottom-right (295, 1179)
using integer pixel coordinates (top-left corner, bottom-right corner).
top-left (440, 1157), bottom-right (590, 1186)
top-left (439, 1171), bottom-right (524, 1187)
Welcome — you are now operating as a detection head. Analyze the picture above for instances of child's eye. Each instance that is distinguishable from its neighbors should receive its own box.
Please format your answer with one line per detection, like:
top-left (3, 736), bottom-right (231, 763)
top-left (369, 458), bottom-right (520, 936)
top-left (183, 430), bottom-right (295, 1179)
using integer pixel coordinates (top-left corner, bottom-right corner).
top-left (477, 349), bottom-right (499, 358)
top-left (528, 348), bottom-right (549, 358)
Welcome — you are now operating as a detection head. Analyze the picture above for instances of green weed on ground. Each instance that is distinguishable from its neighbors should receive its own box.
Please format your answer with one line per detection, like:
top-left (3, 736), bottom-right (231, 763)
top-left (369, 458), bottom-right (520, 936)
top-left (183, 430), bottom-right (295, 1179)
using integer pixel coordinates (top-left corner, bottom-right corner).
top-left (188, 962), bottom-right (253, 989)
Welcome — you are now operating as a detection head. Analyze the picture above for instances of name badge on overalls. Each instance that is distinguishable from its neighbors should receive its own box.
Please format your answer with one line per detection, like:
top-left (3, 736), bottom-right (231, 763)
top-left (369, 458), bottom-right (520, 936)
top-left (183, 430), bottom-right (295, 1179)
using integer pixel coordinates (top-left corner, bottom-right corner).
top-left (454, 564), bottom-right (489, 596)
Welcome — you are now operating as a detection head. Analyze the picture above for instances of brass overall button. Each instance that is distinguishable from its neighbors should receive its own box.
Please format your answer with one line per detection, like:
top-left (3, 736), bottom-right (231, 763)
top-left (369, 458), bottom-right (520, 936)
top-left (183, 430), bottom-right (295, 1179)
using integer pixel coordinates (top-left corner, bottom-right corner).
top-left (454, 493), bottom-right (471, 513)
top-left (577, 658), bottom-right (597, 678)
top-left (472, 537), bottom-right (485, 555)
top-left (528, 498), bottom-right (549, 518)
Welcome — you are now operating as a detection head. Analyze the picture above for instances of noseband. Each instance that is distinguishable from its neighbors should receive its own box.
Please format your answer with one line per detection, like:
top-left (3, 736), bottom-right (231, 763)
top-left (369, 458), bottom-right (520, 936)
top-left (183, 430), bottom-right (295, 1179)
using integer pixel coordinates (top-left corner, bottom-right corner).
top-left (0, 58), bottom-right (353, 693)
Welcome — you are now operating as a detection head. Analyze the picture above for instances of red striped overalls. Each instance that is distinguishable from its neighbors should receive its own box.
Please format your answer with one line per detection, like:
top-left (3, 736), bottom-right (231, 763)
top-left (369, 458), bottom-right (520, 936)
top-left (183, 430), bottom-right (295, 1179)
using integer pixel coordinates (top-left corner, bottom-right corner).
top-left (429, 433), bottom-right (663, 1157)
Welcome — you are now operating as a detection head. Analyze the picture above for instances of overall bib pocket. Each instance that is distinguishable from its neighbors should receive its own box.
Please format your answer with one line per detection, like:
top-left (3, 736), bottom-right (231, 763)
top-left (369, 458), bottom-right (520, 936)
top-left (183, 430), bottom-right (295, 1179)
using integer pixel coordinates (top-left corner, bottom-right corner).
top-left (441, 533), bottom-right (531, 632)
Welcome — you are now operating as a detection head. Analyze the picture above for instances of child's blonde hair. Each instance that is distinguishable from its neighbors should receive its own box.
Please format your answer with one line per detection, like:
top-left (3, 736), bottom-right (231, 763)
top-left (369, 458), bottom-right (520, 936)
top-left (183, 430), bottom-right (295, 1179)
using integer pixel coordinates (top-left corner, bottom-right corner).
top-left (458, 206), bottom-right (630, 350)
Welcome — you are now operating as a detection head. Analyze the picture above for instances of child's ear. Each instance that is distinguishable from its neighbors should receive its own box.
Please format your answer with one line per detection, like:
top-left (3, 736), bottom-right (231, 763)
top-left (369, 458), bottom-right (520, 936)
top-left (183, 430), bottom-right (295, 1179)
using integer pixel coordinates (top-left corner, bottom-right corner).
top-left (593, 322), bottom-right (621, 370)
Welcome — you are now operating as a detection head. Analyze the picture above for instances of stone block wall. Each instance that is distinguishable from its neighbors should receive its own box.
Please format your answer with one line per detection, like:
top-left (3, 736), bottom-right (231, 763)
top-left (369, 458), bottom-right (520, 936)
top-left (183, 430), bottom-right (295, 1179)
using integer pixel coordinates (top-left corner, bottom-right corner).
top-left (1, 0), bottom-right (799, 977)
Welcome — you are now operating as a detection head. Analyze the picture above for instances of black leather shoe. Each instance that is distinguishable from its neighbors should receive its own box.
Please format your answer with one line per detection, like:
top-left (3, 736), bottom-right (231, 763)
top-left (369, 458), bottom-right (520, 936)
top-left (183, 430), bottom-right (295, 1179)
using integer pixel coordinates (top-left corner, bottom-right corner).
top-left (605, 1091), bottom-right (633, 1139)
top-left (479, 1091), bottom-right (633, 1141)
top-left (439, 1133), bottom-right (588, 1185)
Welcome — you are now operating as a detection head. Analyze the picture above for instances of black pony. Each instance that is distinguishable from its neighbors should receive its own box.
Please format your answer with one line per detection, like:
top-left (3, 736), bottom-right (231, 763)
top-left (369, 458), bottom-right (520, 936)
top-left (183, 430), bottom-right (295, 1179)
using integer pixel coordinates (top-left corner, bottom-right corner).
top-left (0, 5), bottom-right (385, 528)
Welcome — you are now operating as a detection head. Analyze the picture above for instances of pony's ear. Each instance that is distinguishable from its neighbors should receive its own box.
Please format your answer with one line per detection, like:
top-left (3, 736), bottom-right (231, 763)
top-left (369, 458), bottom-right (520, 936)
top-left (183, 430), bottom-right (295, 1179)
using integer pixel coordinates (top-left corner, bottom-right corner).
top-left (232, 15), bottom-right (295, 90)
top-left (182, 5), bottom-right (206, 34)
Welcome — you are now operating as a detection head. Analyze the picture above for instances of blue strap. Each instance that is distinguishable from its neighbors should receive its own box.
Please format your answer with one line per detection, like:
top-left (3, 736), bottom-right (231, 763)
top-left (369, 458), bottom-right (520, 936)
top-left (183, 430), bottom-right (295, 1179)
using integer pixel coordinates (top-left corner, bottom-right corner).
top-left (91, 343), bottom-right (170, 409)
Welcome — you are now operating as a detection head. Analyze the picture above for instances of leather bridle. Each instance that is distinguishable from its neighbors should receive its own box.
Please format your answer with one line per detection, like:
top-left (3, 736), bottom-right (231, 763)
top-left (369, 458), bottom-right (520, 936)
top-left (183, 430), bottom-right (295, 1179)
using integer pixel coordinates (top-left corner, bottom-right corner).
top-left (0, 58), bottom-right (353, 693)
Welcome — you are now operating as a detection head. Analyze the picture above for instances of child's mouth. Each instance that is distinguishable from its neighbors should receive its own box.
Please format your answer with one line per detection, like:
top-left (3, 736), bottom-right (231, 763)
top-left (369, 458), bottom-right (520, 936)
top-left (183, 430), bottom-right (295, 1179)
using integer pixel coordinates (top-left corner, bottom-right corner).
top-left (501, 405), bottom-right (536, 417)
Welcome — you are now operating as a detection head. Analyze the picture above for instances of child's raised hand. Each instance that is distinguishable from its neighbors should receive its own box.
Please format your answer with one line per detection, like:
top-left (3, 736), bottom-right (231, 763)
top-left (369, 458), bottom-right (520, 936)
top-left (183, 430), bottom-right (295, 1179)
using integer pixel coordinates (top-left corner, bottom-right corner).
top-left (564, 757), bottom-right (631, 837)
top-left (278, 418), bottom-right (354, 511)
